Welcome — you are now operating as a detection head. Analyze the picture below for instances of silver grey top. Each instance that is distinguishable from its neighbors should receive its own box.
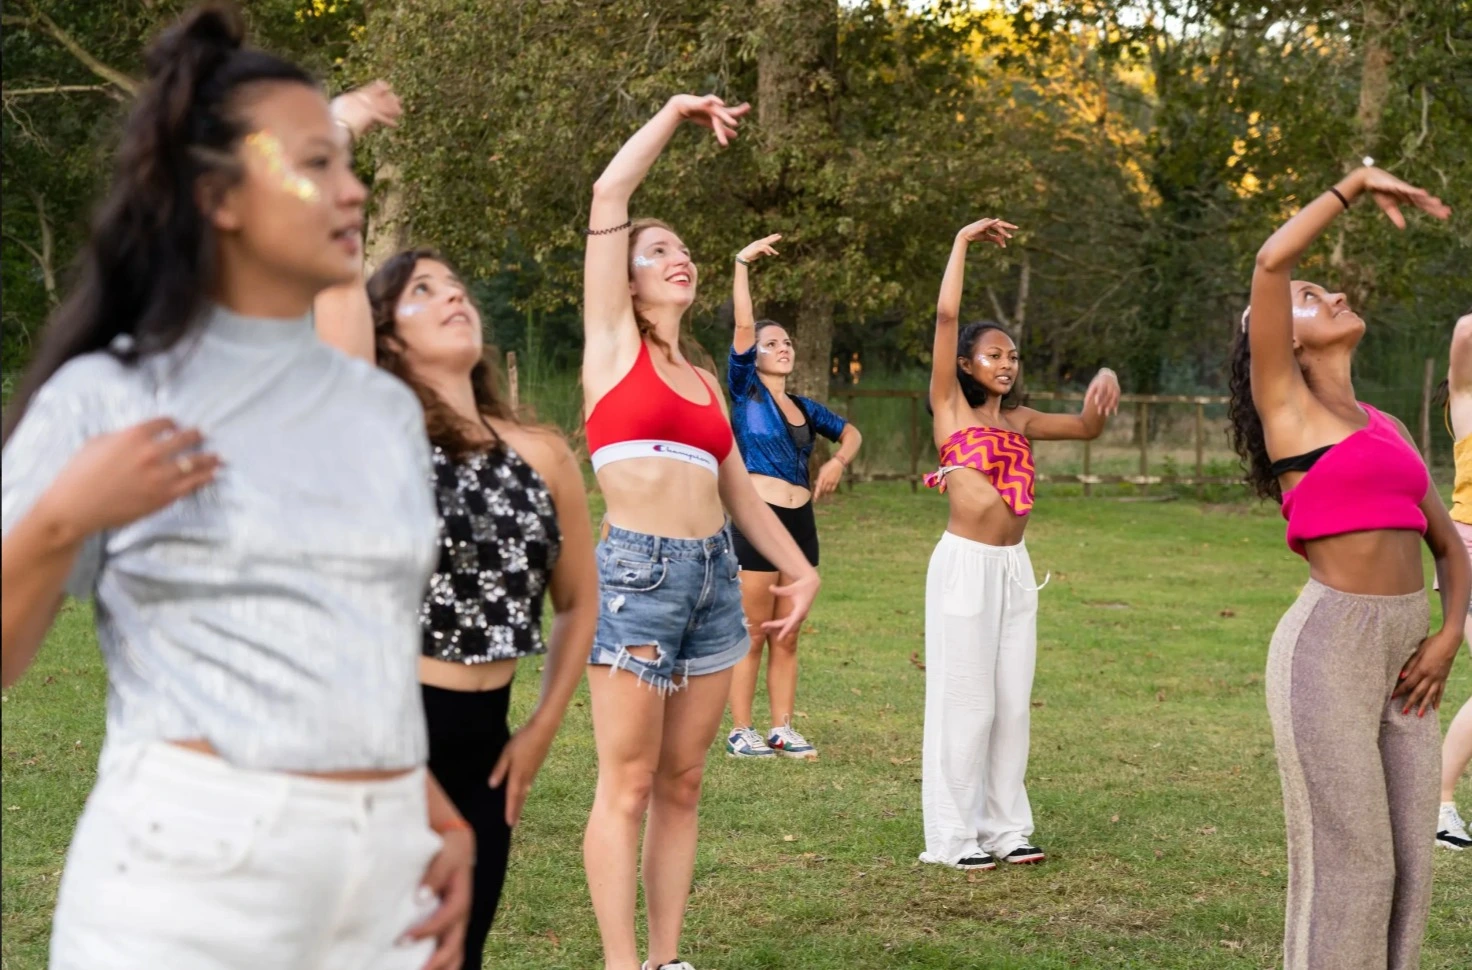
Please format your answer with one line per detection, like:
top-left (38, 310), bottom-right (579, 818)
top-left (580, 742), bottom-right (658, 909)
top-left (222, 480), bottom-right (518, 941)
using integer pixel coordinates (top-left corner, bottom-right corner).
top-left (0, 305), bottom-right (438, 772)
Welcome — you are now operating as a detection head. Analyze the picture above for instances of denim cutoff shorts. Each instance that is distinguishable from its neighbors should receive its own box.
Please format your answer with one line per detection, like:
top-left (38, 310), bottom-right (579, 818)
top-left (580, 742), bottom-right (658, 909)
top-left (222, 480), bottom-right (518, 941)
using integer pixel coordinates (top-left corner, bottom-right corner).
top-left (590, 524), bottom-right (751, 693)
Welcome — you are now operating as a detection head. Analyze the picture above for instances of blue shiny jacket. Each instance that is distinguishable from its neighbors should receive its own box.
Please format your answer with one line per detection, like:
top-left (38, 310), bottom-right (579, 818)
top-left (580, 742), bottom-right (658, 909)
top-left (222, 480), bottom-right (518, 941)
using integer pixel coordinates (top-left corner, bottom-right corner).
top-left (728, 345), bottom-right (848, 489)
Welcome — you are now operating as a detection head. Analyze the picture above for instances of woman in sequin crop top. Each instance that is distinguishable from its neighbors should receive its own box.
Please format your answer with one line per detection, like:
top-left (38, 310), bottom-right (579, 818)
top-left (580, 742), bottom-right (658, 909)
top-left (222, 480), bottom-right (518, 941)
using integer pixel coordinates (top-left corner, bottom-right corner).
top-left (1, 25), bottom-right (471, 969)
top-left (318, 236), bottom-right (598, 969)
top-left (919, 217), bottom-right (1120, 873)
top-left (1228, 165), bottom-right (1465, 969)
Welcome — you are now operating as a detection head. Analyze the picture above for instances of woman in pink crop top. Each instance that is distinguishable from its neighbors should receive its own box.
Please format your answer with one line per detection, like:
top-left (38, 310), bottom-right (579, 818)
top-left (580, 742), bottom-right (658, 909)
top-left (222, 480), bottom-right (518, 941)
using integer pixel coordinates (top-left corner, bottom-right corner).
top-left (918, 217), bottom-right (1120, 872)
top-left (1228, 164), bottom-right (1466, 970)
top-left (578, 94), bottom-right (820, 970)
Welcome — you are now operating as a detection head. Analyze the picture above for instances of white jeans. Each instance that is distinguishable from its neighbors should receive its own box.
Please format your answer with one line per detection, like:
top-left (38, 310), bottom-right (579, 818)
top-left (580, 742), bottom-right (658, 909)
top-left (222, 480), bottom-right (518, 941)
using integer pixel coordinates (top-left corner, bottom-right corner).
top-left (49, 742), bottom-right (442, 970)
top-left (921, 532), bottom-right (1042, 863)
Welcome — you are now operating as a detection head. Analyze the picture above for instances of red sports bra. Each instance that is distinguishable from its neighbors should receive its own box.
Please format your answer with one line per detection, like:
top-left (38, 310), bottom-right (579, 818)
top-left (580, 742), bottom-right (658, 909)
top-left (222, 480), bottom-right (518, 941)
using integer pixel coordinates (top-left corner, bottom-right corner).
top-left (584, 341), bottom-right (734, 476)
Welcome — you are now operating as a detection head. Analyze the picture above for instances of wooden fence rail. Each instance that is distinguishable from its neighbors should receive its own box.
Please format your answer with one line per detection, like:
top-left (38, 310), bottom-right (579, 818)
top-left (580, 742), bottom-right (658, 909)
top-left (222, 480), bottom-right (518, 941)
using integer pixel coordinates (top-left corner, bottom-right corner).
top-left (830, 388), bottom-right (1239, 497)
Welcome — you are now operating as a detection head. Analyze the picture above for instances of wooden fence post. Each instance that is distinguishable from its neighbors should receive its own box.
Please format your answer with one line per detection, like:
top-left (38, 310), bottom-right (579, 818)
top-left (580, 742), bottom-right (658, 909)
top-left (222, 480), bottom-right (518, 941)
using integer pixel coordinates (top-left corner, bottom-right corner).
top-left (1420, 357), bottom-right (1435, 463)
top-left (507, 351), bottom-right (519, 410)
top-left (1194, 401), bottom-right (1205, 500)
top-left (909, 394), bottom-right (920, 493)
top-left (1137, 400), bottom-right (1149, 495)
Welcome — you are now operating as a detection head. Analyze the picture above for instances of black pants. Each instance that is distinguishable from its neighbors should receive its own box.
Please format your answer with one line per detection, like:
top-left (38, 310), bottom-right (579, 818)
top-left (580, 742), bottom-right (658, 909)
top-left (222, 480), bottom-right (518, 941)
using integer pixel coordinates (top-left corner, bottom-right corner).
top-left (423, 682), bottom-right (513, 970)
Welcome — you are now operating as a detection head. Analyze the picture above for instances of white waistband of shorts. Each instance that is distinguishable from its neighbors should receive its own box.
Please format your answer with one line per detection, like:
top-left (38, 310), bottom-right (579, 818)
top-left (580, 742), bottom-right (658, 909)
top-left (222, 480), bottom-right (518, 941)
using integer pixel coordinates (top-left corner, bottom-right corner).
top-left (590, 439), bottom-right (719, 476)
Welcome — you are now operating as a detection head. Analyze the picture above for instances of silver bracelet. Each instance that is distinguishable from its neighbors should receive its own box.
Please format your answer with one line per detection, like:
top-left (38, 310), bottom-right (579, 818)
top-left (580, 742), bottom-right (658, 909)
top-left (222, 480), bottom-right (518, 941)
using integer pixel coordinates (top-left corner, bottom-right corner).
top-left (734, 255), bottom-right (750, 266)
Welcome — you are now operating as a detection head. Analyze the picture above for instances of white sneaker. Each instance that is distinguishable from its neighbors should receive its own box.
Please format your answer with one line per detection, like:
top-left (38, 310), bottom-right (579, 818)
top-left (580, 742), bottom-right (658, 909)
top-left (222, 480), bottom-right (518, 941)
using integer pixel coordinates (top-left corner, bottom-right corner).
top-left (1437, 802), bottom-right (1471, 851)
top-left (726, 726), bottom-right (775, 758)
top-left (643, 962), bottom-right (698, 970)
top-left (767, 721), bottom-right (818, 760)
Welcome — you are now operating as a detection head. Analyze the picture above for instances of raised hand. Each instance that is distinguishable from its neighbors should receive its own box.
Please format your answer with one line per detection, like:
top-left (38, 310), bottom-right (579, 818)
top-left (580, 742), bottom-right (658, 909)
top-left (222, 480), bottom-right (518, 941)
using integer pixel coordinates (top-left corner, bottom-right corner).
top-left (44, 418), bottom-right (221, 538)
top-left (737, 233), bottom-right (782, 265)
top-left (667, 93), bottom-right (751, 147)
top-left (1083, 368), bottom-right (1121, 417)
top-left (956, 218), bottom-right (1018, 248)
top-left (1357, 167), bottom-right (1452, 229)
top-left (331, 80), bottom-right (403, 140)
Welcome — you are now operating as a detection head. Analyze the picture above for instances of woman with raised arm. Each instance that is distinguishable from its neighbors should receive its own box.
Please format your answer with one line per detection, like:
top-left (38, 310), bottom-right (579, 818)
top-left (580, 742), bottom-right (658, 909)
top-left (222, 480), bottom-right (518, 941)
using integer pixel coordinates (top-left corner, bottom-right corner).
top-left (316, 132), bottom-right (599, 968)
top-left (1432, 309), bottom-right (1472, 852)
top-left (921, 217), bottom-right (1119, 872)
top-left (580, 96), bottom-right (821, 970)
top-left (0, 8), bottom-right (472, 970)
top-left (723, 233), bottom-right (863, 762)
top-left (1226, 166), bottom-right (1463, 970)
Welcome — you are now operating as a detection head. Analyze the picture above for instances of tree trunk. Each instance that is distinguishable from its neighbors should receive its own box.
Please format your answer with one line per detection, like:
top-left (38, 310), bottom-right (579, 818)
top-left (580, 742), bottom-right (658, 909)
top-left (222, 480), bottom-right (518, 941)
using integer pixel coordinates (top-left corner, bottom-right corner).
top-left (790, 284), bottom-right (833, 401)
top-left (364, 160), bottom-right (410, 275)
top-left (1333, 0), bottom-right (1394, 298)
top-left (756, 0), bottom-right (839, 403)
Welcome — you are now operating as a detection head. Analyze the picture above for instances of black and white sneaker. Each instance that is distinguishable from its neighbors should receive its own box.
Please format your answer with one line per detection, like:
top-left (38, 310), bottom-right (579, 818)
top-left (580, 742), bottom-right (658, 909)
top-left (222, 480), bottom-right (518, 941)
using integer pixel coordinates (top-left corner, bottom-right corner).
top-left (918, 851), bottom-right (996, 870)
top-left (1002, 844), bottom-right (1046, 864)
top-left (1437, 804), bottom-right (1471, 851)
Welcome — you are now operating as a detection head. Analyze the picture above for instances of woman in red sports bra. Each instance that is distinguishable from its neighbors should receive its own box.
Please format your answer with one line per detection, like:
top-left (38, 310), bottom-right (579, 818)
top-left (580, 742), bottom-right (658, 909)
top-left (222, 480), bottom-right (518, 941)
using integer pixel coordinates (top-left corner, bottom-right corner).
top-left (920, 217), bottom-right (1120, 873)
top-left (1227, 164), bottom-right (1466, 970)
top-left (579, 94), bottom-right (820, 970)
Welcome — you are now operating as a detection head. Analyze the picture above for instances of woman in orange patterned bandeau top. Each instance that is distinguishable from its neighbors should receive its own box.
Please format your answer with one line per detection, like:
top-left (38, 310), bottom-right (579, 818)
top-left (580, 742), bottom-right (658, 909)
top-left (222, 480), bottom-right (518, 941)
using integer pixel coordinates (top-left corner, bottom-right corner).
top-left (918, 217), bottom-right (1120, 872)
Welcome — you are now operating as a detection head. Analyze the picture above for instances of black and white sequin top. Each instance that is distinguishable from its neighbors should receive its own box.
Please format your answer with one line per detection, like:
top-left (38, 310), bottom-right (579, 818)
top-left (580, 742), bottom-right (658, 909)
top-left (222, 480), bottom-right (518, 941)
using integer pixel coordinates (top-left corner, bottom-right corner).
top-left (422, 442), bottom-right (561, 663)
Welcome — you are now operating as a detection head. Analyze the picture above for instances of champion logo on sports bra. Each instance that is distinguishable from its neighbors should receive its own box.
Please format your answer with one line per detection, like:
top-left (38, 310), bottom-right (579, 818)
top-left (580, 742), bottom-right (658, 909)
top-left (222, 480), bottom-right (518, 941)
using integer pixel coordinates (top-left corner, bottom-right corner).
top-left (590, 439), bottom-right (720, 476)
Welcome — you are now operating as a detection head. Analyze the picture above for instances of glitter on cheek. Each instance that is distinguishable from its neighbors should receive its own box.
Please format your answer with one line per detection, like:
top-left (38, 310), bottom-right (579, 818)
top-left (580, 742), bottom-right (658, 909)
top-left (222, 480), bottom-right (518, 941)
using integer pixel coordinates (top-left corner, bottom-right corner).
top-left (244, 131), bottom-right (321, 204)
top-left (1292, 304), bottom-right (1319, 320)
top-left (632, 255), bottom-right (656, 269)
top-left (399, 303), bottom-right (426, 318)
top-left (757, 345), bottom-right (773, 355)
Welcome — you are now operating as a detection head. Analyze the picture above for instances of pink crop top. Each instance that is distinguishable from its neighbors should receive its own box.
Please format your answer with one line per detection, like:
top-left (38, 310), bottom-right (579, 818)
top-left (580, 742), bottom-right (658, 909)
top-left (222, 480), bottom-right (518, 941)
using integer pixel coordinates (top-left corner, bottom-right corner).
top-left (1280, 404), bottom-right (1428, 558)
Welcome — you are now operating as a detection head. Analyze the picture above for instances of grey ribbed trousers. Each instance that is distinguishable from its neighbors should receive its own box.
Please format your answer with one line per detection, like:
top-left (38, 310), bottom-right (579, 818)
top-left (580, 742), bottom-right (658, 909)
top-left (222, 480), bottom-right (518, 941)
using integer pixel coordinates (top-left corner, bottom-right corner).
top-left (1266, 580), bottom-right (1438, 970)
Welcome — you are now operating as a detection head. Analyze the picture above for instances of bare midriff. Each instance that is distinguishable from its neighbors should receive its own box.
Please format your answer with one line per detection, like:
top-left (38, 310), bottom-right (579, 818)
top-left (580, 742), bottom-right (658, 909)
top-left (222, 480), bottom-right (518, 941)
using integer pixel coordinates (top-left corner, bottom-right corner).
top-left (419, 655), bottom-right (518, 692)
top-left (598, 457), bottom-right (726, 538)
top-left (941, 466), bottom-right (1030, 547)
top-left (751, 474), bottom-right (811, 509)
top-left (167, 739), bottom-right (414, 780)
top-left (1303, 530), bottom-right (1426, 596)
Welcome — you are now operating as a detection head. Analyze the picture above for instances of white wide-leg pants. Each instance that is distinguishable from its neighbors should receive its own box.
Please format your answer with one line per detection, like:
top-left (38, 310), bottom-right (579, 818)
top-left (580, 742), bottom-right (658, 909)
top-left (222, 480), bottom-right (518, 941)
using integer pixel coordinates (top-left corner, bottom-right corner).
top-left (921, 532), bottom-right (1042, 864)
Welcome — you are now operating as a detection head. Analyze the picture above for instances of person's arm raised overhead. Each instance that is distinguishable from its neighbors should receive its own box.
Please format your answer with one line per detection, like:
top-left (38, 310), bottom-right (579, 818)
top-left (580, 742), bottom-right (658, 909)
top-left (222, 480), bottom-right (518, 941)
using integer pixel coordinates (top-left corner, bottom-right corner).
top-left (584, 95), bottom-right (750, 364)
top-left (931, 218), bottom-right (1015, 418)
top-left (1249, 167), bottom-right (1450, 419)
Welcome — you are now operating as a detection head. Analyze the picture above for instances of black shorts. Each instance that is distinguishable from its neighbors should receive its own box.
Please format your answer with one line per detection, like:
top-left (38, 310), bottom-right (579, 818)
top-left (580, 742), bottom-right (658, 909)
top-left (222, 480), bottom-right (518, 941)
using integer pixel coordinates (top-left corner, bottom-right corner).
top-left (732, 501), bottom-right (819, 572)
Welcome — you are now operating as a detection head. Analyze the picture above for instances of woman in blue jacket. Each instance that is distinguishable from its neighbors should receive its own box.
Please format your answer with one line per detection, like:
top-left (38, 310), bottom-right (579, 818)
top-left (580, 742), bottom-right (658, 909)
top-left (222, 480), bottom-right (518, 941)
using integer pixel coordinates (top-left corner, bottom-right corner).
top-left (726, 234), bottom-right (863, 761)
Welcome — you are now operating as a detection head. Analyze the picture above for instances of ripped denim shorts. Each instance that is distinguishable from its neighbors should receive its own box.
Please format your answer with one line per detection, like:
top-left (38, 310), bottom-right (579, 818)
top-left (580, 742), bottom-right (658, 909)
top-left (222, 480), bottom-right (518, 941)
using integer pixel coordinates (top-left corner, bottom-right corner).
top-left (590, 523), bottom-right (751, 693)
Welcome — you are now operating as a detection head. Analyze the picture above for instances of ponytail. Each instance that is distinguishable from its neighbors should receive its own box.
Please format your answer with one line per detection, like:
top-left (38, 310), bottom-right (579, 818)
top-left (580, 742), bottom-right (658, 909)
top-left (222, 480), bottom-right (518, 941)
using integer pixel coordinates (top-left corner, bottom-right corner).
top-left (2, 3), bottom-right (315, 442)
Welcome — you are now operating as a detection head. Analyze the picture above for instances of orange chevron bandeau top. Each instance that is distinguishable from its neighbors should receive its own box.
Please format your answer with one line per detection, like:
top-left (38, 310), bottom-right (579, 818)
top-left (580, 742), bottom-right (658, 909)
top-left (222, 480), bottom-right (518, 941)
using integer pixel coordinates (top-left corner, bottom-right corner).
top-left (923, 425), bottom-right (1036, 516)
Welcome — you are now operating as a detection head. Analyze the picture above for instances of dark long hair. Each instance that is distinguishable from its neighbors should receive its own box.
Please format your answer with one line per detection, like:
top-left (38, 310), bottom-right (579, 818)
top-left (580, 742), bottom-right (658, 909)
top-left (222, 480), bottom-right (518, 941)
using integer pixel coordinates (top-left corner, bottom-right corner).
top-left (367, 248), bottom-right (522, 459)
top-left (1, 4), bottom-right (315, 443)
top-left (1226, 311), bottom-right (1280, 502)
top-left (928, 321), bottom-right (1022, 415)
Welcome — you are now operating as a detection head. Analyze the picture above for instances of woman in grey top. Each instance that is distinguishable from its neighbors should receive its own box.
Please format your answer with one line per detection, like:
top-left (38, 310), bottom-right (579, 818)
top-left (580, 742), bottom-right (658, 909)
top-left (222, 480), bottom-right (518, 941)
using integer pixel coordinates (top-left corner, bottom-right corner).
top-left (0, 7), bottom-right (471, 970)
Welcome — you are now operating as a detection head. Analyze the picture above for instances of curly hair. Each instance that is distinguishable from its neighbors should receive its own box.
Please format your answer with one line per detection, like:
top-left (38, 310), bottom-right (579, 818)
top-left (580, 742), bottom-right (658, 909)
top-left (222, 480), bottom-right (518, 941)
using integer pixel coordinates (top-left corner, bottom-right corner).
top-left (367, 248), bottom-right (520, 459)
top-left (1226, 311), bottom-right (1281, 502)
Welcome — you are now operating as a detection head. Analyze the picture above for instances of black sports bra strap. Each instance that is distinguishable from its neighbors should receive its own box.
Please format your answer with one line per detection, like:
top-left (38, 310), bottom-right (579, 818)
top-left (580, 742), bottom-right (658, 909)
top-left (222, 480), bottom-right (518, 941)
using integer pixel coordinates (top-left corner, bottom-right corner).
top-left (1270, 444), bottom-right (1334, 478)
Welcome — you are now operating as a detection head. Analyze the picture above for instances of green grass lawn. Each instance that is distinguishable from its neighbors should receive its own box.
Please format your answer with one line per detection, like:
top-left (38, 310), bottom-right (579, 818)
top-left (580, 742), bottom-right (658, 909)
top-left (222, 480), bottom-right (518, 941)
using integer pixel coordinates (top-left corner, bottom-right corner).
top-left (3, 485), bottom-right (1469, 968)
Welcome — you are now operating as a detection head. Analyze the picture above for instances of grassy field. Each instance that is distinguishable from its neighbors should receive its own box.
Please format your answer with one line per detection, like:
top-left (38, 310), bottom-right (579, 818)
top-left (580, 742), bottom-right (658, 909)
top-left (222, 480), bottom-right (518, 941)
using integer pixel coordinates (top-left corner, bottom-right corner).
top-left (3, 485), bottom-right (1470, 969)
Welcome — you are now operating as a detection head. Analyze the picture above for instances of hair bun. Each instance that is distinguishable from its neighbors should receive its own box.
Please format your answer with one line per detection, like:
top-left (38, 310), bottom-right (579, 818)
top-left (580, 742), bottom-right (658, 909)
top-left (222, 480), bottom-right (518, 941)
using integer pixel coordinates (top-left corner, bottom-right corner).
top-left (144, 3), bottom-right (245, 80)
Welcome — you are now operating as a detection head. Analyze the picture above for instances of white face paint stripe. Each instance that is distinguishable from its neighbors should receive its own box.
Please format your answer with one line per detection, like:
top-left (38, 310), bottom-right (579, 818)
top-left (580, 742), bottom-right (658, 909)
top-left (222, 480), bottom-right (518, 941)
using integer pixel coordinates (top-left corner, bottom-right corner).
top-left (1292, 304), bottom-right (1319, 319)
top-left (632, 255), bottom-right (656, 268)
